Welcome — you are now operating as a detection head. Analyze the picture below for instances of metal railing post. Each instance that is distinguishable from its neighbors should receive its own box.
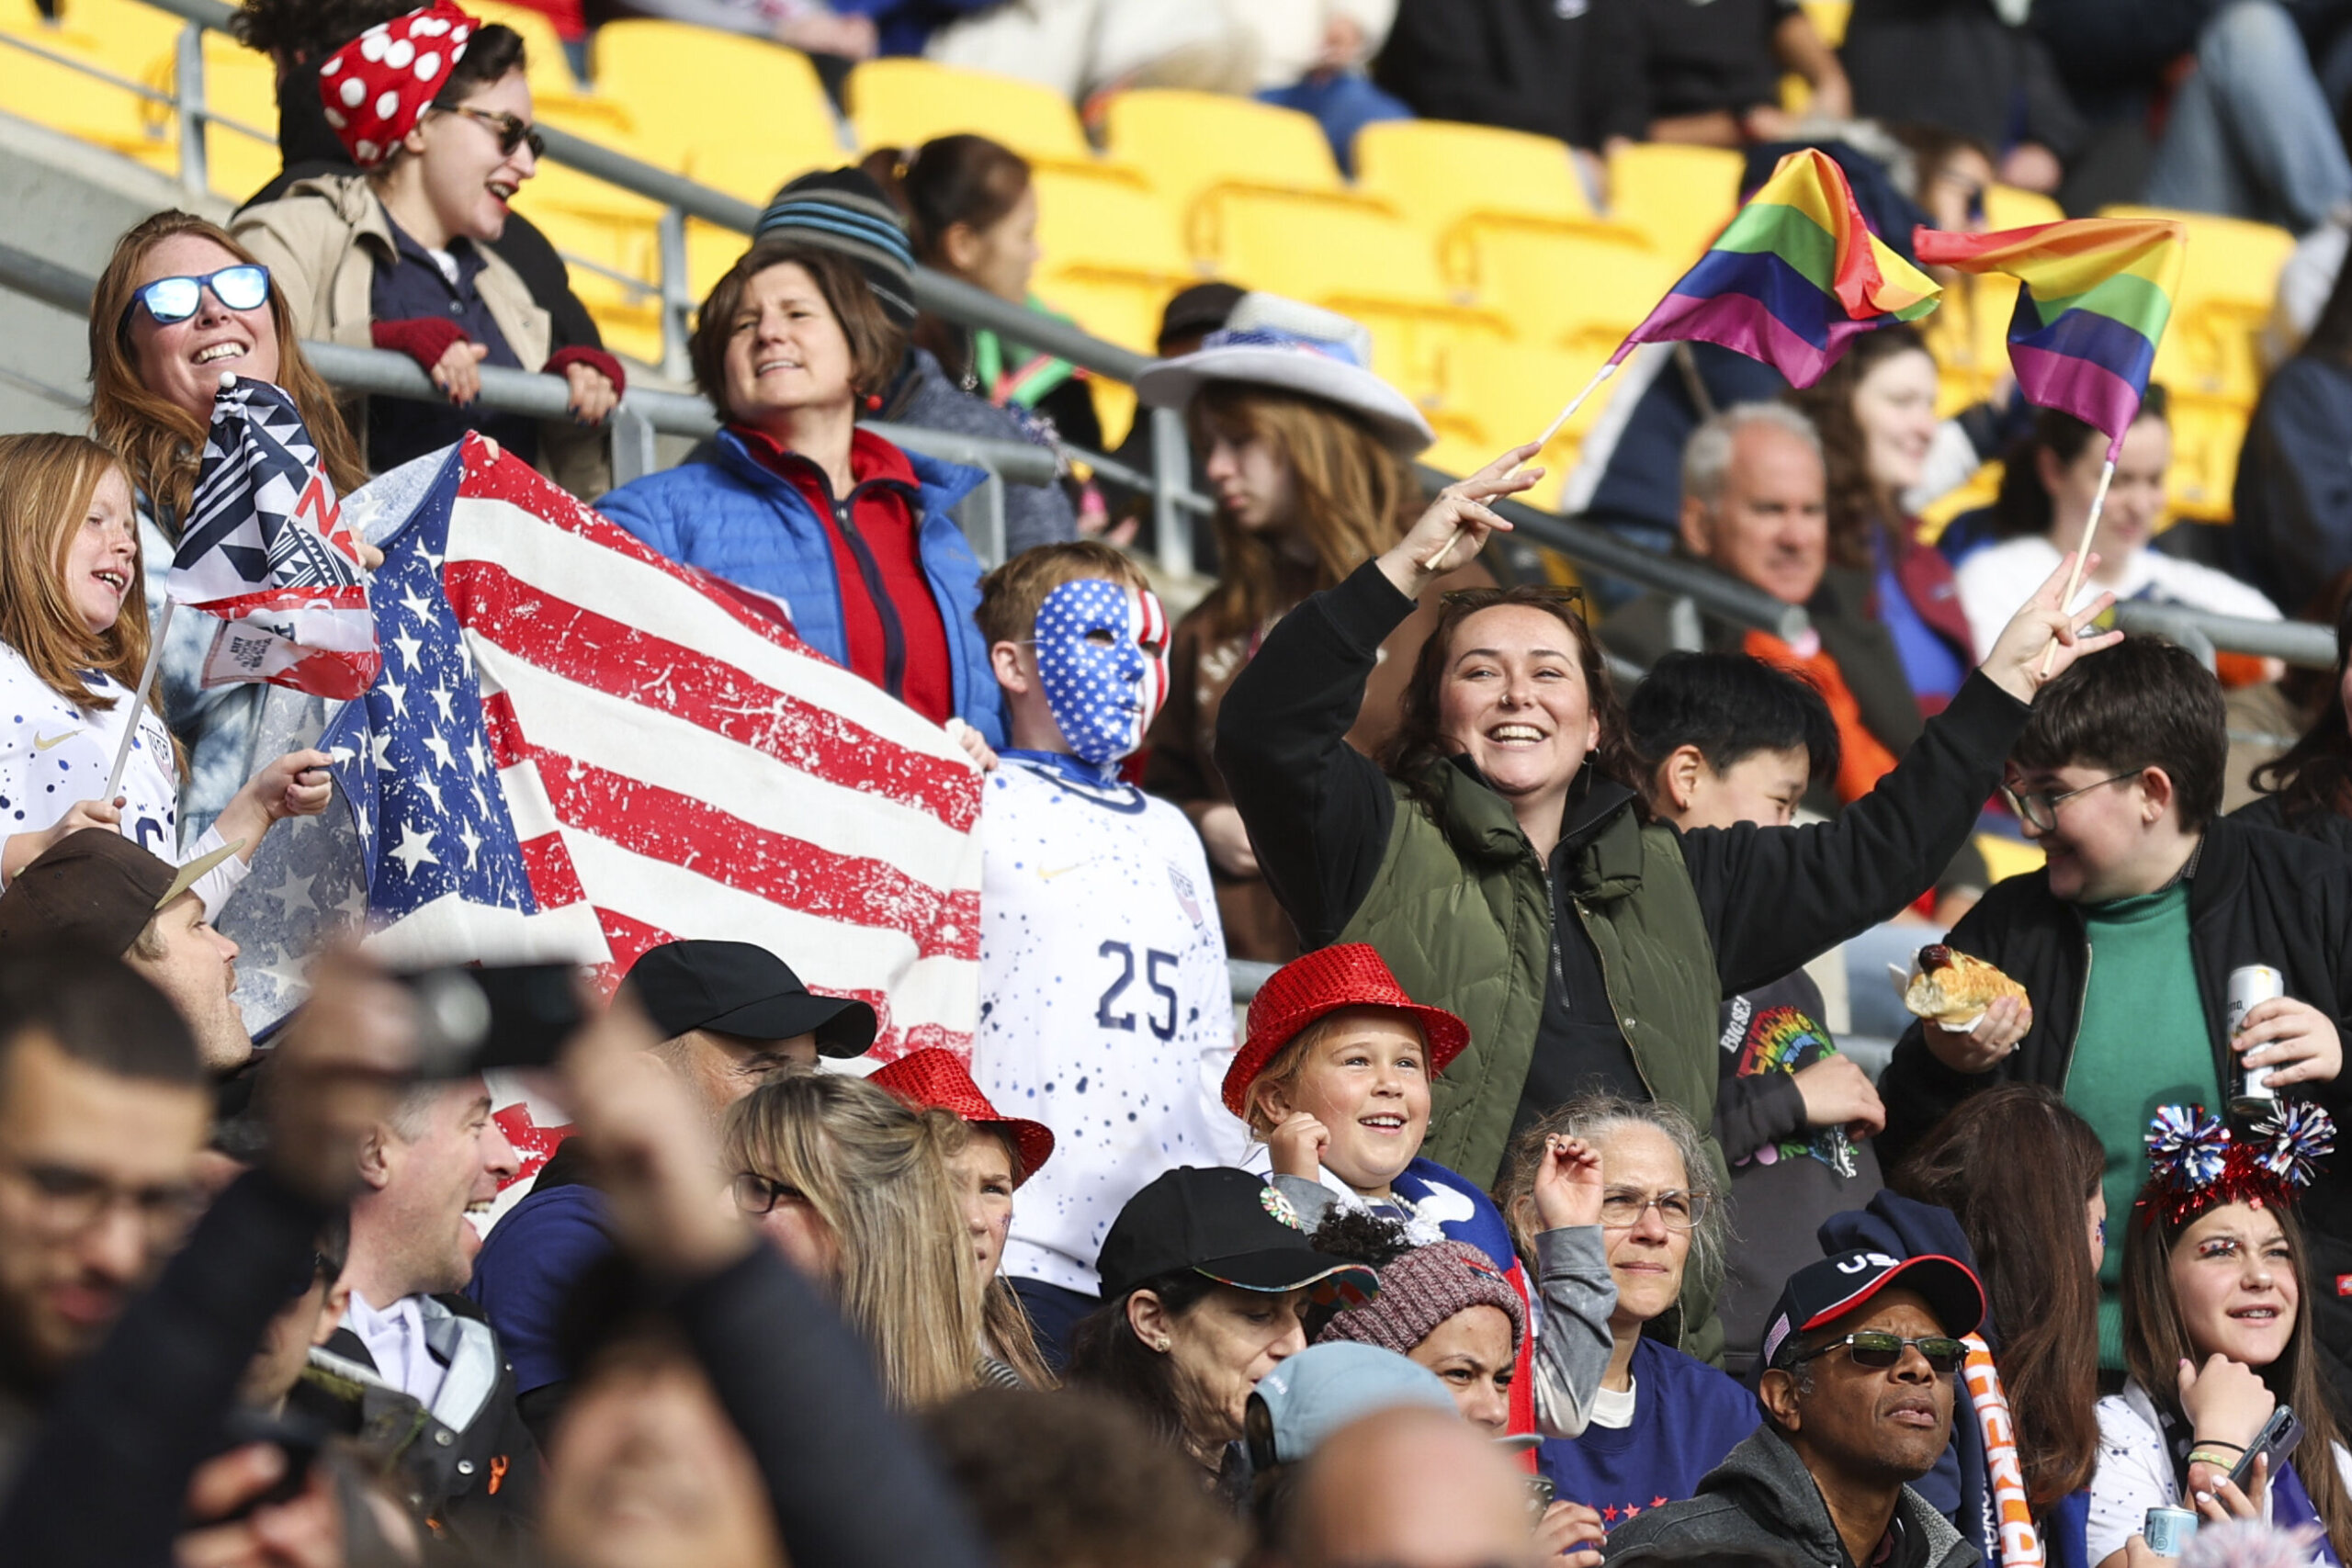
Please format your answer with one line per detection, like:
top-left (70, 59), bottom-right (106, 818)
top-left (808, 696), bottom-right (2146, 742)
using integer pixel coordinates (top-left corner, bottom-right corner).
top-left (656, 206), bottom-right (692, 384)
top-left (1150, 405), bottom-right (1191, 578)
top-left (954, 468), bottom-right (1006, 568)
top-left (606, 402), bottom-right (658, 486)
top-left (174, 21), bottom-right (207, 198)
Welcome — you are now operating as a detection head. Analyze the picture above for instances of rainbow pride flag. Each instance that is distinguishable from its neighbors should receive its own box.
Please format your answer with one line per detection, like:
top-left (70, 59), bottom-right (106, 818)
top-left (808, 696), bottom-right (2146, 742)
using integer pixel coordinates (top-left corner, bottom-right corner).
top-left (1610, 147), bottom-right (1939, 387)
top-left (1914, 217), bottom-right (2185, 459)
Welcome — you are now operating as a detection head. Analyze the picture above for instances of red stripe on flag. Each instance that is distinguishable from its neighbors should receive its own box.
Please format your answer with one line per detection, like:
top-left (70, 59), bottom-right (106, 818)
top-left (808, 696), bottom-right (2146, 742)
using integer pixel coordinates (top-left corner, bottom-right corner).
top-left (443, 558), bottom-right (979, 832)
top-left (503, 735), bottom-right (980, 962)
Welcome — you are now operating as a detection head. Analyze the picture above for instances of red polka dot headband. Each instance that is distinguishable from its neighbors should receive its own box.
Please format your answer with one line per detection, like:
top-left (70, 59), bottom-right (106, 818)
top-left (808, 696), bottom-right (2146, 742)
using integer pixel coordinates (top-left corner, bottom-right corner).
top-left (318, 4), bottom-right (481, 171)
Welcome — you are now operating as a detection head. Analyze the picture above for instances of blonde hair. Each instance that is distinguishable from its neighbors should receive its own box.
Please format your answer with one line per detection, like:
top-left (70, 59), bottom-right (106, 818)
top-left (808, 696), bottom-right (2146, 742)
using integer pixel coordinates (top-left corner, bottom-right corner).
top-left (924, 1111), bottom-right (1058, 1390)
top-left (1239, 1007), bottom-right (1425, 1140)
top-left (1188, 382), bottom-right (1416, 643)
top-left (723, 1074), bottom-right (979, 1408)
top-left (88, 210), bottom-right (367, 531)
top-left (0, 434), bottom-right (148, 711)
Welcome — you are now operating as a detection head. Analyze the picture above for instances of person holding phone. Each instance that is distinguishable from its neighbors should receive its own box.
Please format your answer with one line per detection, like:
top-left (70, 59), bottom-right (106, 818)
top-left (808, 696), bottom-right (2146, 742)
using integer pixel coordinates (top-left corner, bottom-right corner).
top-left (2086, 1106), bottom-right (2352, 1566)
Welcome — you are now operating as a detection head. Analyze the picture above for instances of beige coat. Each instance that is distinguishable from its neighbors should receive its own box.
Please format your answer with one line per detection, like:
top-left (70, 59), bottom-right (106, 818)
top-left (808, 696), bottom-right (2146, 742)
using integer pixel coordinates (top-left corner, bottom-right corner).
top-left (230, 173), bottom-right (607, 498)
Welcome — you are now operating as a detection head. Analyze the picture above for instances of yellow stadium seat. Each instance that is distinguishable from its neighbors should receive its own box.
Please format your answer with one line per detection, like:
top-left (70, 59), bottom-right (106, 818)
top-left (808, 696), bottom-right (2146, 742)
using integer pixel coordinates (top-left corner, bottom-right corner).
top-left (589, 22), bottom-right (839, 175)
top-left (847, 57), bottom-right (1093, 169)
top-left (2166, 392), bottom-right (2250, 522)
top-left (1983, 183), bottom-right (2063, 229)
top-left (48, 0), bottom-right (180, 67)
top-left (467, 0), bottom-right (637, 141)
top-left (2101, 204), bottom-right (2292, 404)
top-left (1606, 142), bottom-right (1743, 265)
top-left (1032, 166), bottom-right (1192, 355)
top-left (686, 131), bottom-right (849, 208)
top-left (1204, 190), bottom-right (1501, 396)
top-left (1802, 0), bottom-right (1850, 45)
top-left (1975, 832), bottom-right (2042, 886)
top-left (0, 13), bottom-right (176, 172)
top-left (1457, 225), bottom-right (1685, 366)
top-left (1426, 336), bottom-right (1623, 511)
top-left (1088, 376), bottom-right (1136, 448)
top-left (1921, 270), bottom-right (2022, 410)
top-left (1104, 88), bottom-right (1385, 258)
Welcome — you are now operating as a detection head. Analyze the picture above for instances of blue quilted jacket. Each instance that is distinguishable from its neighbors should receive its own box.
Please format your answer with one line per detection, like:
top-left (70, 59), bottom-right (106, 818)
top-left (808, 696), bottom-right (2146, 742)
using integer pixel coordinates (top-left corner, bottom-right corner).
top-left (600, 426), bottom-right (1005, 746)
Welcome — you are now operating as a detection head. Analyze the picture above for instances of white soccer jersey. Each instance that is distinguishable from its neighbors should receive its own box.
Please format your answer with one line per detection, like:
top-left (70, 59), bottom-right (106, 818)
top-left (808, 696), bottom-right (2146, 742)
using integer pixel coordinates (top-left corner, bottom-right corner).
top-left (974, 752), bottom-right (1250, 1295)
top-left (0, 641), bottom-right (245, 910)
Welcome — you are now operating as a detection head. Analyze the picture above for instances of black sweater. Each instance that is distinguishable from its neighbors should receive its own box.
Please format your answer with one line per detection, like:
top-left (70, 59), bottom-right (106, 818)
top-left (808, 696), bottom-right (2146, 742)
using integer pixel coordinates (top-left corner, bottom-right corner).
top-left (1216, 561), bottom-right (2030, 1137)
top-left (1374, 0), bottom-right (1648, 152)
top-left (1876, 814), bottom-right (2352, 1407)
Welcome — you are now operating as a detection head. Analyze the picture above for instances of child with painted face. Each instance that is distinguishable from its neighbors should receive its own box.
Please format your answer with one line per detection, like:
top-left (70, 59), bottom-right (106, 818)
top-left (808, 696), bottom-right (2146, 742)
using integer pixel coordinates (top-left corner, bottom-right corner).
top-left (1228, 943), bottom-right (1620, 1439)
top-left (969, 542), bottom-right (1252, 1365)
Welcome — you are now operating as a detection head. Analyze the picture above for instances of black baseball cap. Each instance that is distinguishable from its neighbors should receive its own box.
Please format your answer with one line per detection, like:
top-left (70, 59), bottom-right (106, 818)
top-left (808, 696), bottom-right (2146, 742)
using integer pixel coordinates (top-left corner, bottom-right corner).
top-left (1761, 1249), bottom-right (1985, 1371)
top-left (620, 940), bottom-right (876, 1058)
top-left (1095, 1166), bottom-right (1379, 1303)
top-left (0, 829), bottom-right (242, 953)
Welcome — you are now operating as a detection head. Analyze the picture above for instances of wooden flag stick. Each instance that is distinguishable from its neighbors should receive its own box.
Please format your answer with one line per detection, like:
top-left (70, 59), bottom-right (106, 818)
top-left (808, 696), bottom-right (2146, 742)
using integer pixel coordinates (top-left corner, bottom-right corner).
top-left (103, 597), bottom-right (172, 803)
top-left (1427, 361), bottom-right (1620, 576)
top-left (2039, 456), bottom-right (2115, 678)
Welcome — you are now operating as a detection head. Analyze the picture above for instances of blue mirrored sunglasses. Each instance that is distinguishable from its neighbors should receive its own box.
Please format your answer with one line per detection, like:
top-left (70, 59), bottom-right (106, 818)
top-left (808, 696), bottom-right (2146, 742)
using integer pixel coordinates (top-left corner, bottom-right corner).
top-left (125, 264), bottom-right (270, 327)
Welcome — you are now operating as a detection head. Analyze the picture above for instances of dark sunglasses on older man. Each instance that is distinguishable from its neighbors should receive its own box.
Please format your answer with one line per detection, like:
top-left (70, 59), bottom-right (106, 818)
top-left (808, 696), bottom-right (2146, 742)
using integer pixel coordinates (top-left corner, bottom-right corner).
top-left (445, 106), bottom-right (545, 160)
top-left (126, 264), bottom-right (270, 327)
top-left (1784, 1329), bottom-right (1967, 1376)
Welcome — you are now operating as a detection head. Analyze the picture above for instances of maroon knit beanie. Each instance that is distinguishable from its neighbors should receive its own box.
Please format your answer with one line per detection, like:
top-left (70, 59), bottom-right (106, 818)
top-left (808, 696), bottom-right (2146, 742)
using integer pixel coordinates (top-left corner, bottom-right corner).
top-left (1317, 1240), bottom-right (1524, 1356)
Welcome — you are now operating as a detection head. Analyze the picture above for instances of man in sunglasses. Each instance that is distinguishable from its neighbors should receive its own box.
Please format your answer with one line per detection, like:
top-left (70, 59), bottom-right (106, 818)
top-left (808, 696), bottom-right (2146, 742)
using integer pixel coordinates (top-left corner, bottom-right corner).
top-left (1607, 1251), bottom-right (1985, 1568)
top-left (1876, 636), bottom-right (2352, 1403)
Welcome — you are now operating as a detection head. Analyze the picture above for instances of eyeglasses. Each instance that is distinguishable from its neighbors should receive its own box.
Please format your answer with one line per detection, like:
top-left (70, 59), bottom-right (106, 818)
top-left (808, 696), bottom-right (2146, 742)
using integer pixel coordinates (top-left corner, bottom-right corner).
top-left (729, 1171), bottom-right (807, 1216)
top-left (0, 1150), bottom-right (202, 1240)
top-left (2000, 772), bottom-right (2139, 833)
top-left (1441, 584), bottom-right (1588, 614)
top-left (1598, 1188), bottom-right (1707, 1231)
top-left (444, 106), bottom-right (544, 160)
top-left (124, 264), bottom-right (270, 327)
top-left (1782, 1330), bottom-right (1967, 1376)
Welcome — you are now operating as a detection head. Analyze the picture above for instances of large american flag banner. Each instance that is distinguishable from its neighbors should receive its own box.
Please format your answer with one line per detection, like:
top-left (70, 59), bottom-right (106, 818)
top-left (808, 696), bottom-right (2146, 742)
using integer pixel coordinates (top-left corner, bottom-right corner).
top-left (223, 436), bottom-right (984, 1193)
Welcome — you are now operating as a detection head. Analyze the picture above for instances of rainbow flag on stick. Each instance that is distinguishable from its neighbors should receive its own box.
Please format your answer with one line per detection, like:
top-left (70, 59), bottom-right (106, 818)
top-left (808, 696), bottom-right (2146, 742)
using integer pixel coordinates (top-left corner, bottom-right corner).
top-left (1611, 147), bottom-right (1940, 386)
top-left (1913, 217), bottom-right (2186, 459)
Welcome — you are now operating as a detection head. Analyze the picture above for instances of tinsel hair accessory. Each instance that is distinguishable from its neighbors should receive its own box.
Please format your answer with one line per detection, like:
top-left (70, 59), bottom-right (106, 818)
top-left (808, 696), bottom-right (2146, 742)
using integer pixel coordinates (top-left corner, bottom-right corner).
top-left (2137, 1102), bottom-right (2335, 1229)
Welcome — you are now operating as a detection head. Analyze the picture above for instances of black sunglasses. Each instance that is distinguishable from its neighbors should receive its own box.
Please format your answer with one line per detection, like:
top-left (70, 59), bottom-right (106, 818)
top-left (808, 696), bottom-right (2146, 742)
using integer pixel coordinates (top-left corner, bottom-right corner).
top-left (123, 264), bottom-right (271, 328)
top-left (446, 106), bottom-right (544, 160)
top-left (729, 1171), bottom-right (806, 1216)
top-left (1782, 1329), bottom-right (1966, 1376)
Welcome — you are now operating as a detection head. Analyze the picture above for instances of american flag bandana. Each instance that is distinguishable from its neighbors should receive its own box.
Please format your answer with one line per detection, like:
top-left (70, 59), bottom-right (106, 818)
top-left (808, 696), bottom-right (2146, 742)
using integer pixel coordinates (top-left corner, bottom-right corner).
top-left (168, 376), bottom-right (379, 700)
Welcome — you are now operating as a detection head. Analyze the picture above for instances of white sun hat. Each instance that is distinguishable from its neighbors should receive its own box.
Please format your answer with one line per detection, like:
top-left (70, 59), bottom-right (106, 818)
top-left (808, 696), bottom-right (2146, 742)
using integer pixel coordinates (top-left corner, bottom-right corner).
top-left (1131, 292), bottom-right (1436, 456)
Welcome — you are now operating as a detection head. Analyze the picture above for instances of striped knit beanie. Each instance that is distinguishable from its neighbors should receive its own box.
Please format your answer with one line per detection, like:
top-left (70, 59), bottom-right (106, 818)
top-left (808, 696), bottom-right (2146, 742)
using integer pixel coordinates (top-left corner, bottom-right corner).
top-left (1317, 1240), bottom-right (1524, 1357)
top-left (755, 167), bottom-right (919, 329)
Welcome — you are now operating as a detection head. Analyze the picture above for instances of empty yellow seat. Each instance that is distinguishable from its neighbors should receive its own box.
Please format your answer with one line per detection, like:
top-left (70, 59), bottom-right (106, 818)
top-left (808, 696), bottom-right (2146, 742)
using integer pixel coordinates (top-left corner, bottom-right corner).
top-left (1460, 225), bottom-right (1684, 365)
top-left (1426, 336), bottom-right (1623, 510)
top-left (1606, 142), bottom-right (1742, 265)
top-left (466, 0), bottom-right (636, 142)
top-left (2165, 393), bottom-right (2250, 522)
top-left (1355, 118), bottom-right (1595, 232)
top-left (1032, 166), bottom-right (1192, 355)
top-left (590, 22), bottom-right (839, 175)
top-left (848, 57), bottom-right (1091, 167)
top-left (1983, 183), bottom-right (2064, 229)
top-left (2100, 204), bottom-right (2291, 404)
top-left (47, 0), bottom-right (179, 70)
top-left (0, 13), bottom-right (176, 172)
top-left (1803, 0), bottom-right (1850, 45)
top-left (686, 133), bottom-right (851, 209)
top-left (1104, 88), bottom-right (1383, 257)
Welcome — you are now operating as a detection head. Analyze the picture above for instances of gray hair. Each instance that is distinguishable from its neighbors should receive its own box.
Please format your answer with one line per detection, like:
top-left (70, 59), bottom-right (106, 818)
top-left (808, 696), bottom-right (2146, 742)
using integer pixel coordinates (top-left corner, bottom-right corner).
top-left (1680, 401), bottom-right (1823, 513)
top-left (1495, 1093), bottom-right (1729, 1319)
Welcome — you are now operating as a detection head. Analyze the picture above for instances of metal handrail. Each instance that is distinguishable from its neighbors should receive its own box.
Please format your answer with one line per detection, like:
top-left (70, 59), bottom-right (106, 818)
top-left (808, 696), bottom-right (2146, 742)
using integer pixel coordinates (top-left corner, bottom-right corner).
top-left (2111, 602), bottom-right (2337, 670)
top-left (60, 0), bottom-right (1812, 633)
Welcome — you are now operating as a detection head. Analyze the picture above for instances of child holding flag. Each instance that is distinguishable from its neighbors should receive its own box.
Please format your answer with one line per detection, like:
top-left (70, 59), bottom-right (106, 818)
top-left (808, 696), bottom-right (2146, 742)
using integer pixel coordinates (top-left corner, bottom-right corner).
top-left (0, 434), bottom-right (334, 912)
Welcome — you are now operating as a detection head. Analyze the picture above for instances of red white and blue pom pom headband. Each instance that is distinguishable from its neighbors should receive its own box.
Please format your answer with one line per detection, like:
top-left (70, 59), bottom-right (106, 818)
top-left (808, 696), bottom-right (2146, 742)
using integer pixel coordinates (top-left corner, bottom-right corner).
top-left (2137, 1102), bottom-right (2335, 1229)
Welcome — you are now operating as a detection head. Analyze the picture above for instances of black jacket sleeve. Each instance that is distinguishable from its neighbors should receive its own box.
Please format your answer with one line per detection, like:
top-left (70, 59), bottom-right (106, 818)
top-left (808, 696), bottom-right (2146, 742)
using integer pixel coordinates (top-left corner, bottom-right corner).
top-left (1214, 561), bottom-right (1409, 949)
top-left (675, 1246), bottom-right (992, 1568)
top-left (1682, 671), bottom-right (2030, 997)
top-left (1713, 1060), bottom-right (1810, 1164)
top-left (0, 1169), bottom-right (326, 1568)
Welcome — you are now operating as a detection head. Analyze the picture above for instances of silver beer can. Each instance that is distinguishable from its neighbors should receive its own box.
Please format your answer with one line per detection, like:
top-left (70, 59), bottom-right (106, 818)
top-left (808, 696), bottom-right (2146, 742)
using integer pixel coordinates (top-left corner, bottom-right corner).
top-left (2143, 1505), bottom-right (2199, 1556)
top-left (2228, 964), bottom-right (2287, 1115)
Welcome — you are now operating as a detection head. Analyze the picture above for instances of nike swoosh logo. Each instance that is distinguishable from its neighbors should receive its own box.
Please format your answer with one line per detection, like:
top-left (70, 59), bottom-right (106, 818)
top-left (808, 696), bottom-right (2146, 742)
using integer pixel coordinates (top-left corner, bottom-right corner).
top-left (1039, 863), bottom-right (1091, 880)
top-left (32, 731), bottom-right (74, 751)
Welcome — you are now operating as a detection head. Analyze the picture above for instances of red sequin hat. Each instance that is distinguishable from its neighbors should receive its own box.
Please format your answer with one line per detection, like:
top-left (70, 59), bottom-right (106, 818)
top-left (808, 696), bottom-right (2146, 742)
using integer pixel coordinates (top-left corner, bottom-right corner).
top-left (867, 1048), bottom-right (1055, 1186)
top-left (1221, 943), bottom-right (1470, 1118)
top-left (2136, 1102), bottom-right (2335, 1229)
top-left (318, 4), bottom-right (480, 170)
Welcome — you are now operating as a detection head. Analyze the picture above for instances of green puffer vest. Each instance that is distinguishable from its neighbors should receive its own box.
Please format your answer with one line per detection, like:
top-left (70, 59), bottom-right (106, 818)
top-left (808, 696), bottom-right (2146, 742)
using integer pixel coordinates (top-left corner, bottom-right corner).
top-left (1337, 762), bottom-right (1730, 1359)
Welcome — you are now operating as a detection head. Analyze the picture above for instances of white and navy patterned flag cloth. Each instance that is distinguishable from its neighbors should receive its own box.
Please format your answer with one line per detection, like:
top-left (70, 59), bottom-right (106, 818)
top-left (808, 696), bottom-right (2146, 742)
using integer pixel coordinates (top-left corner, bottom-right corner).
top-left (223, 436), bottom-right (985, 1201)
top-left (169, 376), bottom-right (379, 699)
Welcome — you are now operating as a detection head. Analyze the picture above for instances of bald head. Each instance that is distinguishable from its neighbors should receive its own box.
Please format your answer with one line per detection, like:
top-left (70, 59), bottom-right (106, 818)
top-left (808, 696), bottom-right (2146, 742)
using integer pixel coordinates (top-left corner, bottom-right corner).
top-left (1284, 1407), bottom-right (1536, 1568)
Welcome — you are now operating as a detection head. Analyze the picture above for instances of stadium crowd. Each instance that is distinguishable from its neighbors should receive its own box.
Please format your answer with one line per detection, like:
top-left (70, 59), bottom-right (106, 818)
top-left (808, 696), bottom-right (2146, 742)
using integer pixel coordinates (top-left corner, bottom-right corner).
top-left (11, 0), bottom-right (2352, 1566)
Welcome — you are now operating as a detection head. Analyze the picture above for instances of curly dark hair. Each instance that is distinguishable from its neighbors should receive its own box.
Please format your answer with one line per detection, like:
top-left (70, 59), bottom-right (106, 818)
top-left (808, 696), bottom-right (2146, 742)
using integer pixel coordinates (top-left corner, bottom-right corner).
top-left (1784, 323), bottom-right (1933, 571)
top-left (228, 0), bottom-right (410, 62)
top-left (1302, 1209), bottom-right (1414, 1339)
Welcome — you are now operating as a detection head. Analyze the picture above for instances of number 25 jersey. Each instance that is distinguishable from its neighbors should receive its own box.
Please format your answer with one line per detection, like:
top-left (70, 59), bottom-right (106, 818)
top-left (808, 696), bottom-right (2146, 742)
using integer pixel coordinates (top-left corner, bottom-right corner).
top-left (973, 752), bottom-right (1251, 1295)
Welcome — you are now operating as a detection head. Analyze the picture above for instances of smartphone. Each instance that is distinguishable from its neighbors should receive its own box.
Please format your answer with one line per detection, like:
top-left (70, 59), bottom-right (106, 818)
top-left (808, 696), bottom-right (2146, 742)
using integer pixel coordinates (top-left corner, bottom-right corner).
top-left (2227, 1404), bottom-right (2302, 1494)
top-left (400, 963), bottom-right (583, 1077)
top-left (216, 1407), bottom-right (329, 1518)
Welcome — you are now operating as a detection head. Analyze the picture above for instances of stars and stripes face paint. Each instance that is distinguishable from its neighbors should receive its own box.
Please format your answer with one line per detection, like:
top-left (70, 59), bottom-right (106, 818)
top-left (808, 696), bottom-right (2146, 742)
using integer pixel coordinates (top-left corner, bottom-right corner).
top-left (1033, 578), bottom-right (1169, 766)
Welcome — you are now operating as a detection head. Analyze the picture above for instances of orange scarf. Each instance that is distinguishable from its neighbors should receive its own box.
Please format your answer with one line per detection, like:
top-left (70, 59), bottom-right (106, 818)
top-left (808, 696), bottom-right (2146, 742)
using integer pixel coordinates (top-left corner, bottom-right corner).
top-left (1741, 629), bottom-right (1898, 804)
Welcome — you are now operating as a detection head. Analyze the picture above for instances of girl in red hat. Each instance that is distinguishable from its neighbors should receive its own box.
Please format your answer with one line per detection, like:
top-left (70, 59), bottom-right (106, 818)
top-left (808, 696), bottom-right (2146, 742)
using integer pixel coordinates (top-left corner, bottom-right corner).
top-left (1226, 943), bottom-right (1619, 1441)
top-left (870, 1047), bottom-right (1059, 1390)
